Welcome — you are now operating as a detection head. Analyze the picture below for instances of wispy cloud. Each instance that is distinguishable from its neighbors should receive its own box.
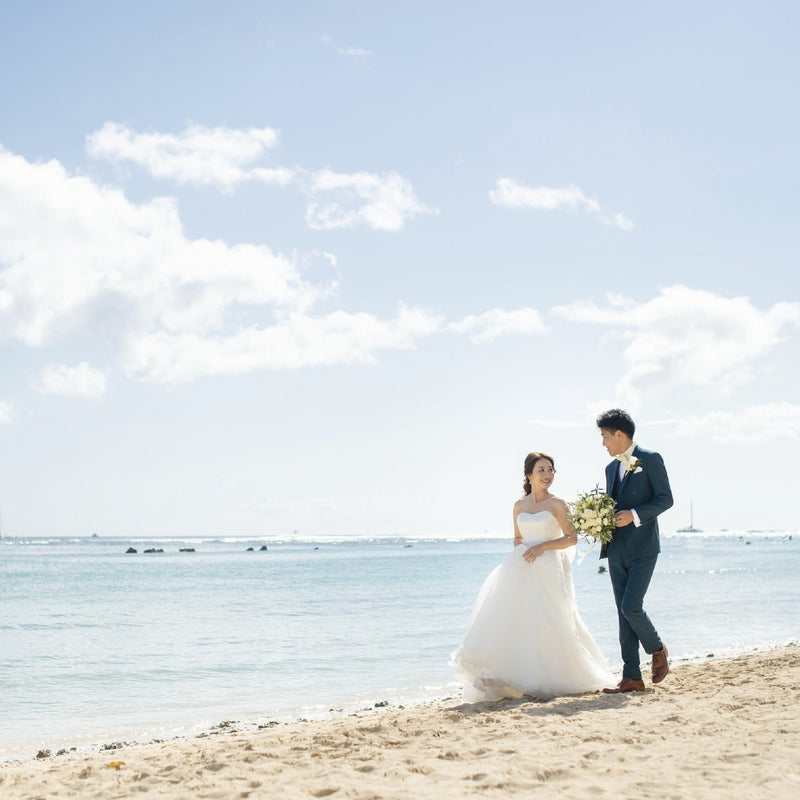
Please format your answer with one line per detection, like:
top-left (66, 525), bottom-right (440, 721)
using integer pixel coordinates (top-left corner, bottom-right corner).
top-left (674, 403), bottom-right (800, 444)
top-left (127, 305), bottom-right (442, 384)
top-left (306, 169), bottom-right (437, 232)
top-left (87, 123), bottom-right (432, 231)
top-left (554, 286), bottom-right (799, 402)
top-left (86, 122), bottom-right (291, 191)
top-left (321, 34), bottom-right (372, 58)
top-left (38, 362), bottom-right (107, 398)
top-left (489, 178), bottom-right (634, 231)
top-left (449, 308), bottom-right (546, 343)
top-left (0, 400), bottom-right (11, 423)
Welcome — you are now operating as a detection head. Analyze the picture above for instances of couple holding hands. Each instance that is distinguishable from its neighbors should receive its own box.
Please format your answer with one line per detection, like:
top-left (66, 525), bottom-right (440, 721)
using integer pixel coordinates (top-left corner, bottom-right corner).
top-left (453, 408), bottom-right (673, 699)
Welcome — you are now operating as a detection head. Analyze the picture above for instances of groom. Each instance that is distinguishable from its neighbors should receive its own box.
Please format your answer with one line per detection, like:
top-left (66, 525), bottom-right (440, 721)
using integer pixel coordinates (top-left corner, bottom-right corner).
top-left (597, 409), bottom-right (673, 693)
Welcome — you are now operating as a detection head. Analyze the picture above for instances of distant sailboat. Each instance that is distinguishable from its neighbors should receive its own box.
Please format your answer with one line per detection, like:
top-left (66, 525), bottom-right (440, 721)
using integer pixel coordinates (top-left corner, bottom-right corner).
top-left (676, 501), bottom-right (702, 533)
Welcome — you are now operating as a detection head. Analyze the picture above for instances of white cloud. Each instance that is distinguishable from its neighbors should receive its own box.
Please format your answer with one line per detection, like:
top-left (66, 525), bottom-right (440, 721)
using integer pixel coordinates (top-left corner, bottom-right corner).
top-left (339, 46), bottom-right (372, 58)
top-left (674, 403), bottom-right (800, 443)
top-left (321, 34), bottom-right (372, 58)
top-left (306, 169), bottom-right (437, 232)
top-left (0, 147), bottom-right (441, 386)
top-left (449, 308), bottom-right (546, 343)
top-left (39, 362), bottom-right (107, 398)
top-left (554, 286), bottom-right (799, 401)
top-left (125, 305), bottom-right (443, 384)
top-left (489, 178), bottom-right (634, 231)
top-left (0, 400), bottom-right (11, 423)
top-left (86, 122), bottom-right (290, 190)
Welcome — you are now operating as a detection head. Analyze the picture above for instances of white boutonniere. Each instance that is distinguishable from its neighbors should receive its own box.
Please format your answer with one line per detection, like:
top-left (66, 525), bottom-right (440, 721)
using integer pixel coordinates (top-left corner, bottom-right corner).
top-left (625, 457), bottom-right (643, 475)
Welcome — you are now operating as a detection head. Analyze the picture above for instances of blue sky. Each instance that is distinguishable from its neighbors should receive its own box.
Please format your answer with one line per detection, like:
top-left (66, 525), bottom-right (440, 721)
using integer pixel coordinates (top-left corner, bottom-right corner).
top-left (1, 1), bottom-right (798, 537)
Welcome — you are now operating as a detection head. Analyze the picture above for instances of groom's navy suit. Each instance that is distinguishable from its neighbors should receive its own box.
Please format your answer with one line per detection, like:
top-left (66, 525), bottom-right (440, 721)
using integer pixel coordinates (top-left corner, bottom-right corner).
top-left (603, 446), bottom-right (673, 681)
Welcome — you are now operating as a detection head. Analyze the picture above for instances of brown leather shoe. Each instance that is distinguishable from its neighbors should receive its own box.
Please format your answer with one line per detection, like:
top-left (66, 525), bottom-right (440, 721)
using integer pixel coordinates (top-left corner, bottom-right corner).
top-left (651, 645), bottom-right (669, 683)
top-left (602, 677), bottom-right (646, 694)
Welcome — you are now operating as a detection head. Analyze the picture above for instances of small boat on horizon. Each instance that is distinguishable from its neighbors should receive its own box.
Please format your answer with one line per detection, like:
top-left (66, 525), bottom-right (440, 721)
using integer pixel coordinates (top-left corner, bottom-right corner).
top-left (676, 501), bottom-right (702, 533)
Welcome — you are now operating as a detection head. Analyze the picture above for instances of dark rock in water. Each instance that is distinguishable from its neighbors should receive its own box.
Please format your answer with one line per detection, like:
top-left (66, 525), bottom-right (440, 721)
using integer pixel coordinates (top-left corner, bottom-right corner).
top-left (259, 545), bottom-right (268, 551)
top-left (179, 547), bottom-right (195, 552)
top-left (36, 749), bottom-right (51, 759)
top-left (101, 742), bottom-right (125, 751)
top-left (126, 547), bottom-right (138, 554)
top-left (374, 700), bottom-right (389, 708)
top-left (57, 748), bottom-right (68, 756)
top-left (143, 548), bottom-right (164, 553)
top-left (246, 547), bottom-right (254, 552)
top-left (314, 546), bottom-right (319, 550)
top-left (598, 565), bottom-right (607, 573)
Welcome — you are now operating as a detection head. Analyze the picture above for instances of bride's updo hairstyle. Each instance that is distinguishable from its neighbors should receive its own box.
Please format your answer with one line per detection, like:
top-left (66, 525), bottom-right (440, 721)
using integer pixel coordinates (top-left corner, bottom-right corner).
top-left (523, 452), bottom-right (555, 495)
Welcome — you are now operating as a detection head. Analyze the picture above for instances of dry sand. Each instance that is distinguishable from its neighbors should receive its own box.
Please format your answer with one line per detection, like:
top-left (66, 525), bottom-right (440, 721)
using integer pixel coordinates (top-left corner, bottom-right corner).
top-left (2, 647), bottom-right (799, 799)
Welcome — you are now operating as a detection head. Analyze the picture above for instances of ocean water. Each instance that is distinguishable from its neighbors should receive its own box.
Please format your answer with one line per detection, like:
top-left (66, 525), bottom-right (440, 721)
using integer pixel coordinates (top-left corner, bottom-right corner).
top-left (1, 531), bottom-right (798, 762)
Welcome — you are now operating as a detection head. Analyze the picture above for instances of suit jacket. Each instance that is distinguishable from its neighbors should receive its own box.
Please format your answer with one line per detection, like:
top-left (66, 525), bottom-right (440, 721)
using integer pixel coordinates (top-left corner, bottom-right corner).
top-left (601, 445), bottom-right (673, 560)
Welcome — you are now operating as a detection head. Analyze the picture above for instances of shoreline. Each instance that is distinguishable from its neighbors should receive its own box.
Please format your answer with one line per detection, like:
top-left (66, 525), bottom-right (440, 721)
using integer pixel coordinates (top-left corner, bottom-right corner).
top-left (3, 638), bottom-right (796, 767)
top-left (3, 646), bottom-right (799, 798)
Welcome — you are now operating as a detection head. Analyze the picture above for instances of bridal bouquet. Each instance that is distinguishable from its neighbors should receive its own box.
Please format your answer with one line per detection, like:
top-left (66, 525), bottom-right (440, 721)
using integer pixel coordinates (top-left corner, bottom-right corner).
top-left (568, 485), bottom-right (616, 544)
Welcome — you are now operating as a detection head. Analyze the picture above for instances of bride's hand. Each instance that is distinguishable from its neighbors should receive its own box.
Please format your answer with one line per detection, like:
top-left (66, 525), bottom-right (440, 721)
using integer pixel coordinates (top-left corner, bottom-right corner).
top-left (523, 544), bottom-right (545, 563)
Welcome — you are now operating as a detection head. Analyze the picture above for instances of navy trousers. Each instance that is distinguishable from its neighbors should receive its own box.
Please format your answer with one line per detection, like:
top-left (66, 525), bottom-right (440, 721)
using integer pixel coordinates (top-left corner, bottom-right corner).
top-left (607, 546), bottom-right (662, 680)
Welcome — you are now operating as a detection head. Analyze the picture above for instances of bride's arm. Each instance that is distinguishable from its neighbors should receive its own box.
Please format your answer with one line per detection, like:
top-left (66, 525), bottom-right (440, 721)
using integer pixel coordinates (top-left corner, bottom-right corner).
top-left (547, 501), bottom-right (579, 549)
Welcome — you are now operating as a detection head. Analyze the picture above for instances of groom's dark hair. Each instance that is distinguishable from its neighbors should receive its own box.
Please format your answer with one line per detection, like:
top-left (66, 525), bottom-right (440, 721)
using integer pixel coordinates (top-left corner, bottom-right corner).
top-left (596, 409), bottom-right (635, 438)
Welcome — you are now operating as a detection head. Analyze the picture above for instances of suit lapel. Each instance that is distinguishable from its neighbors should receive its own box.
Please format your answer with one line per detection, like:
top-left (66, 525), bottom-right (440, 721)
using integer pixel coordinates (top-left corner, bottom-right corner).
top-left (608, 461), bottom-right (620, 498)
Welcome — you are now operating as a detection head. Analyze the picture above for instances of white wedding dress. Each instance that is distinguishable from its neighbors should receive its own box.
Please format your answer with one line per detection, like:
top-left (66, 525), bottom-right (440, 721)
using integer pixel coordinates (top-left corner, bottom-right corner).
top-left (452, 511), bottom-right (612, 701)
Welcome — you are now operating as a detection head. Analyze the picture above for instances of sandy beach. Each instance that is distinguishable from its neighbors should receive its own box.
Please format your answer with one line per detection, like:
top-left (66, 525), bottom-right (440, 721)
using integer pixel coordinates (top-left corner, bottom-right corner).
top-left (2, 647), bottom-right (798, 799)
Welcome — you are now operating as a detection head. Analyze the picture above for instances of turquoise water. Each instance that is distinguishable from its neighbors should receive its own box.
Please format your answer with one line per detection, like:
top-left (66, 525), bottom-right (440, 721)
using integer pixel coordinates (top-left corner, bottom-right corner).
top-left (1, 532), bottom-right (798, 761)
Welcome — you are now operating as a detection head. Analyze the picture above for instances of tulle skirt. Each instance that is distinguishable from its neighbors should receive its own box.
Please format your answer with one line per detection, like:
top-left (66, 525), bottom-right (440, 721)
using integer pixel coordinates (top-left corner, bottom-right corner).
top-left (451, 544), bottom-right (612, 701)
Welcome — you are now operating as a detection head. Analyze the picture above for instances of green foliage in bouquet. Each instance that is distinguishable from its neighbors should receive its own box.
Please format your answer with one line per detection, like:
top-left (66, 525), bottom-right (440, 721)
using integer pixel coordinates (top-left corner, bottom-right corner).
top-left (568, 485), bottom-right (616, 544)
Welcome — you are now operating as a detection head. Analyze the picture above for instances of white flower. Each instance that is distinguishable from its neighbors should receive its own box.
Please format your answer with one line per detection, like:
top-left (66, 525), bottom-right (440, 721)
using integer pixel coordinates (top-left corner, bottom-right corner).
top-left (624, 456), bottom-right (642, 475)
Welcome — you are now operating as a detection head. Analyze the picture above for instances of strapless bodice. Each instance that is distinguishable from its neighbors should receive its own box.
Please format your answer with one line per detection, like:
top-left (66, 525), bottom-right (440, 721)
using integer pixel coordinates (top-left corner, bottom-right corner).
top-left (517, 510), bottom-right (563, 543)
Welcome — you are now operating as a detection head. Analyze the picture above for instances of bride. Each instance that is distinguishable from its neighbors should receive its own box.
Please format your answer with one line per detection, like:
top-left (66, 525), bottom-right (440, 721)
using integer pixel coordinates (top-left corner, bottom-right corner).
top-left (452, 452), bottom-right (612, 701)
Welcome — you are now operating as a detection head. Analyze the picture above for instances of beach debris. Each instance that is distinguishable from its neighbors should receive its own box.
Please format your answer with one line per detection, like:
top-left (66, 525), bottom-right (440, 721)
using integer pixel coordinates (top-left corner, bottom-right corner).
top-left (101, 741), bottom-right (125, 750)
top-left (35, 749), bottom-right (51, 759)
top-left (125, 547), bottom-right (137, 554)
top-left (106, 760), bottom-right (125, 770)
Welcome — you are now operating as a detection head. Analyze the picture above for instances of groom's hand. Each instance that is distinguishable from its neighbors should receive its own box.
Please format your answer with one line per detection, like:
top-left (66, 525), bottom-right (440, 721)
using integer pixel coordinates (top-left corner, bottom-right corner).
top-left (615, 510), bottom-right (634, 527)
